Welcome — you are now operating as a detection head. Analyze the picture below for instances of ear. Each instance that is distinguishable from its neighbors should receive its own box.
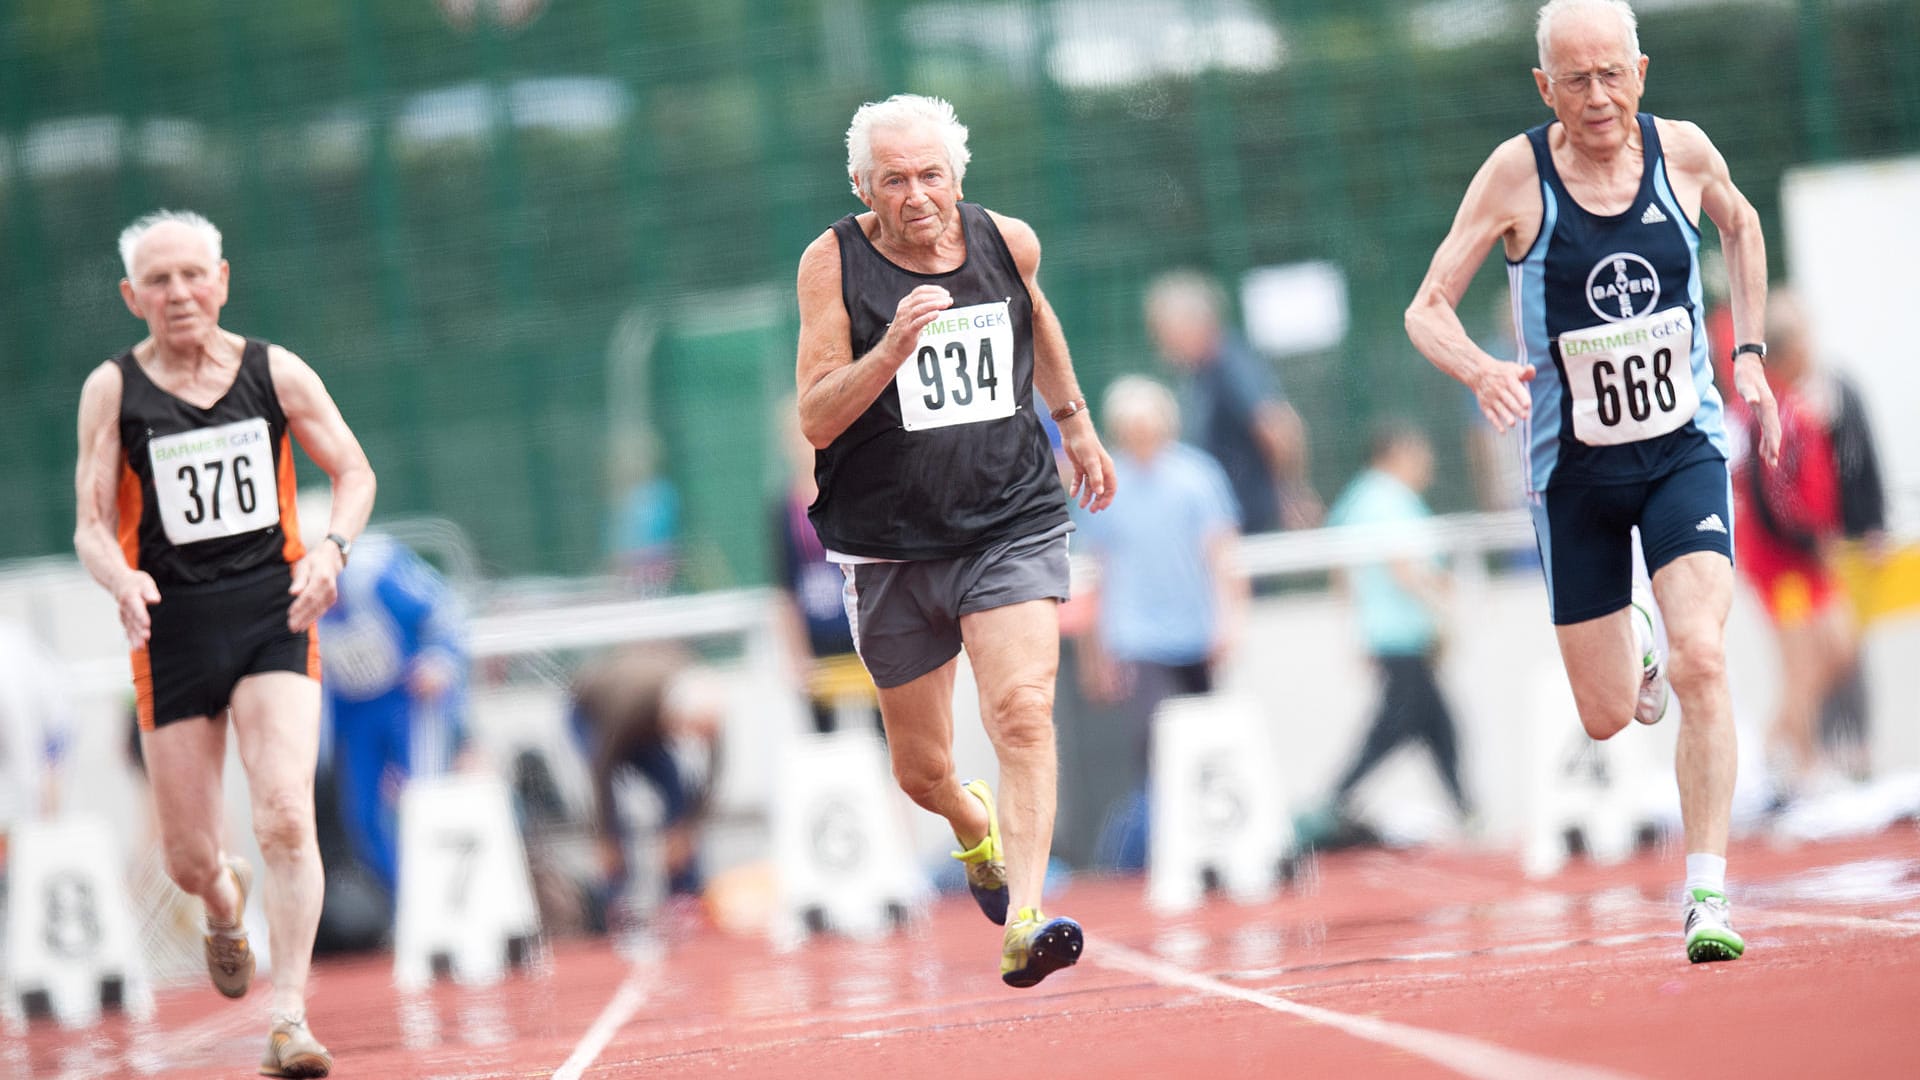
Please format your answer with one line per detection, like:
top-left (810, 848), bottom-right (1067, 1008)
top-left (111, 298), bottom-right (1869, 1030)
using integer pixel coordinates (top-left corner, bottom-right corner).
top-left (1532, 68), bottom-right (1554, 109)
top-left (1636, 54), bottom-right (1649, 85)
top-left (851, 173), bottom-right (873, 209)
top-left (119, 278), bottom-right (142, 319)
top-left (215, 259), bottom-right (231, 304)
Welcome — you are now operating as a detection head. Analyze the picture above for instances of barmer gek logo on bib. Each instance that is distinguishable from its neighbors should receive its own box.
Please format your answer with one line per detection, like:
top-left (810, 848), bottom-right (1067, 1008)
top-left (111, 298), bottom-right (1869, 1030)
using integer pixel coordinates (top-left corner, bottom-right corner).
top-left (1585, 253), bottom-right (1660, 322)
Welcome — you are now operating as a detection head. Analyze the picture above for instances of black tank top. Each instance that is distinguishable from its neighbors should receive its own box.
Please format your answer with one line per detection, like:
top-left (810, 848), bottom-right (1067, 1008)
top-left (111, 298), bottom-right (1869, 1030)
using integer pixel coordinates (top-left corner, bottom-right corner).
top-left (115, 338), bottom-right (306, 587)
top-left (810, 203), bottom-right (1068, 560)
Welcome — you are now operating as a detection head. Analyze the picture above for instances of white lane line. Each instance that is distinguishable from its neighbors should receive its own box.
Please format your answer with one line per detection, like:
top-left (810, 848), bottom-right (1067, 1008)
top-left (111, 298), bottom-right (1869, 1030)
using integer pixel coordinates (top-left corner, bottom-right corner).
top-left (1100, 942), bottom-right (1643, 1080)
top-left (551, 958), bottom-right (659, 1080)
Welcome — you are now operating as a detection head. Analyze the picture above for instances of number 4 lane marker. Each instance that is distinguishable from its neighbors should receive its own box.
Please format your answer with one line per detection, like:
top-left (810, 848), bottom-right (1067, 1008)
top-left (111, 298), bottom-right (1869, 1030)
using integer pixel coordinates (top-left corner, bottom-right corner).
top-left (1099, 943), bottom-right (1643, 1080)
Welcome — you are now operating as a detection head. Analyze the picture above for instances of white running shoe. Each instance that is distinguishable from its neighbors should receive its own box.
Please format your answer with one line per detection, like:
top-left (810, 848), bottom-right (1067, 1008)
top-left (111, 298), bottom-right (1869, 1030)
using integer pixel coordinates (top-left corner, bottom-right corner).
top-left (1683, 887), bottom-right (1745, 963)
top-left (1632, 601), bottom-right (1669, 726)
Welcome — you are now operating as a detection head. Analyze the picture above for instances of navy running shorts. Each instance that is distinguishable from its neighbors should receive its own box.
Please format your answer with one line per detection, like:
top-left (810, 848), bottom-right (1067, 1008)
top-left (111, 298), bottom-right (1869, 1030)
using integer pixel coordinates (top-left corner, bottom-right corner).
top-left (1528, 456), bottom-right (1733, 626)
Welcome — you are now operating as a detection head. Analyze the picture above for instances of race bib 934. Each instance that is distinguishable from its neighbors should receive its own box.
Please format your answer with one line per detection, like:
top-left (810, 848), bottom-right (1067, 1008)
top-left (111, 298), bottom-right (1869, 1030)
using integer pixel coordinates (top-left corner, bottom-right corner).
top-left (894, 299), bottom-right (1018, 432)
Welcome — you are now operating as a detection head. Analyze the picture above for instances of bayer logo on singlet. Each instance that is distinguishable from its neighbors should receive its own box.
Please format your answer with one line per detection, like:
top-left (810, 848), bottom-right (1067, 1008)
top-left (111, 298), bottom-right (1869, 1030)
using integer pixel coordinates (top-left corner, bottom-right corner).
top-left (1584, 253), bottom-right (1661, 322)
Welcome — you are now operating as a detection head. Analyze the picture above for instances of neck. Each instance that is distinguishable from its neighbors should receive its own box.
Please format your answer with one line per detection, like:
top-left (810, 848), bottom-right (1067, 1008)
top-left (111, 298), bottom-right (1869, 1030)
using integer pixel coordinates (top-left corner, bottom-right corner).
top-left (144, 327), bottom-right (230, 371)
top-left (869, 214), bottom-right (965, 274)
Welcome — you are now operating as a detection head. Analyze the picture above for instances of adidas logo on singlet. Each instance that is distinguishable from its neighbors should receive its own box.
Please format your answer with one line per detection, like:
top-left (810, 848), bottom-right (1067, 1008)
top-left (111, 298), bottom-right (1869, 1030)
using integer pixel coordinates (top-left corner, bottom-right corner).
top-left (1640, 203), bottom-right (1668, 225)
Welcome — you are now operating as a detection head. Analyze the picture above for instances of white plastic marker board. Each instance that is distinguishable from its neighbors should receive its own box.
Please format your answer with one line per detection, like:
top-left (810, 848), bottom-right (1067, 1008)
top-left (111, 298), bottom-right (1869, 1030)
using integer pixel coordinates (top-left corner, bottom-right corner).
top-left (1149, 693), bottom-right (1293, 913)
top-left (392, 772), bottom-right (541, 989)
top-left (3, 815), bottom-right (152, 1027)
top-left (770, 729), bottom-right (929, 946)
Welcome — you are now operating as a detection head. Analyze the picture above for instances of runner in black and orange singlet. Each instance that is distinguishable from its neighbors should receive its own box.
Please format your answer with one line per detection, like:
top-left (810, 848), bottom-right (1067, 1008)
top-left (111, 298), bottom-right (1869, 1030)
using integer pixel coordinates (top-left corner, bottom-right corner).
top-left (73, 210), bottom-right (375, 1078)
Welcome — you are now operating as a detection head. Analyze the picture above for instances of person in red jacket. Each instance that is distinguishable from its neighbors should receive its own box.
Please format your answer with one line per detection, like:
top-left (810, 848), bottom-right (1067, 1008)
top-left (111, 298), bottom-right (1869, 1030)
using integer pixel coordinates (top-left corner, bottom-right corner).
top-left (1731, 292), bottom-right (1854, 797)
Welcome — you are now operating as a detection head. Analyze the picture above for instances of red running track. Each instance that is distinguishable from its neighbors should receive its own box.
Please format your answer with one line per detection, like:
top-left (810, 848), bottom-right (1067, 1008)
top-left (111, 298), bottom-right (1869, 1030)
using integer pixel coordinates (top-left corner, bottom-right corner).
top-left (10, 828), bottom-right (1920, 1079)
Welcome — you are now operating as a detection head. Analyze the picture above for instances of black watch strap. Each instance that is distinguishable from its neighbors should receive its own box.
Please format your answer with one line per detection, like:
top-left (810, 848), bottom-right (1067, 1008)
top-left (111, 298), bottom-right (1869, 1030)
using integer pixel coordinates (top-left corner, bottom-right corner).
top-left (1732, 342), bottom-right (1767, 362)
top-left (324, 532), bottom-right (352, 565)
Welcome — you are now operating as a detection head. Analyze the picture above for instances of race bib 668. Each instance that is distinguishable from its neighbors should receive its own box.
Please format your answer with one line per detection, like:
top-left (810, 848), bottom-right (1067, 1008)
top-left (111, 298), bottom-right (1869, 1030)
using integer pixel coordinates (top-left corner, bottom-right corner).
top-left (1557, 306), bottom-right (1700, 446)
top-left (894, 300), bottom-right (1017, 432)
top-left (148, 417), bottom-right (280, 545)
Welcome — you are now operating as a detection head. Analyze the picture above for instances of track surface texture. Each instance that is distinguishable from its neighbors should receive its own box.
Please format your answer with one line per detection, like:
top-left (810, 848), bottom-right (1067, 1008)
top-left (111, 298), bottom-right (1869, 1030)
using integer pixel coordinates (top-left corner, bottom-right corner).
top-left (11, 829), bottom-right (1919, 1079)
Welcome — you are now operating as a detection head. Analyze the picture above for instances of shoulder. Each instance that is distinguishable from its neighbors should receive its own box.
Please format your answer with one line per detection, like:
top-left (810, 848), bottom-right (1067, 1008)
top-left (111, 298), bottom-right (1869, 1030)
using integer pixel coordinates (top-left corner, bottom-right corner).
top-left (80, 358), bottom-right (124, 401)
top-left (1652, 117), bottom-right (1719, 171)
top-left (265, 342), bottom-right (314, 377)
top-left (797, 228), bottom-right (846, 298)
top-left (1480, 133), bottom-right (1542, 191)
top-left (982, 209), bottom-right (1041, 274)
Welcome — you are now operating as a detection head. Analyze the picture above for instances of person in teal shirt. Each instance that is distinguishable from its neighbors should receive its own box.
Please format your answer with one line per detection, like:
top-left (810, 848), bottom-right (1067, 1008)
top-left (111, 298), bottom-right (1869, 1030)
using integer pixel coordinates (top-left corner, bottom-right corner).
top-left (1315, 422), bottom-right (1473, 835)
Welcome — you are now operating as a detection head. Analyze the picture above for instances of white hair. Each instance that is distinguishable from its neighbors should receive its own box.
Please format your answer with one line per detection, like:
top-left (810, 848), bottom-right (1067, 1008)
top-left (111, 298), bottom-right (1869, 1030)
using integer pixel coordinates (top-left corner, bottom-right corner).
top-left (1535, 0), bottom-right (1640, 71)
top-left (118, 209), bottom-right (223, 280)
top-left (845, 94), bottom-right (971, 200)
top-left (1102, 374), bottom-right (1181, 438)
top-left (1143, 269), bottom-right (1227, 330)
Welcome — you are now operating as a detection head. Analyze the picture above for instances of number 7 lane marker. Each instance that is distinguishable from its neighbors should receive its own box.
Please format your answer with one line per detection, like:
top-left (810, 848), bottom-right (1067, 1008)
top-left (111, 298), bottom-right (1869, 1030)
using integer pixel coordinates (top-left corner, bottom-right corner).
top-left (1099, 942), bottom-right (1642, 1080)
top-left (551, 951), bottom-right (661, 1080)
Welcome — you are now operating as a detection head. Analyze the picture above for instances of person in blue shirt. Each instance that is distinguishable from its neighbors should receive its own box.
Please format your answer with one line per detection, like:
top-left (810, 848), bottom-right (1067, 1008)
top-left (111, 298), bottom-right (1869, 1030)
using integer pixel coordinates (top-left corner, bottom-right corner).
top-left (1316, 422), bottom-right (1474, 832)
top-left (1146, 270), bottom-right (1321, 533)
top-left (1074, 375), bottom-right (1248, 868)
top-left (307, 496), bottom-right (470, 902)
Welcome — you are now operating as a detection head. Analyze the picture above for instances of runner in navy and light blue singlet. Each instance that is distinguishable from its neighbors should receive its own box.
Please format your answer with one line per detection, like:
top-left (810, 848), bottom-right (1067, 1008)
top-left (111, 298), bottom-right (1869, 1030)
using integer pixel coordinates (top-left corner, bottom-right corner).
top-left (1405, 0), bottom-right (1782, 966)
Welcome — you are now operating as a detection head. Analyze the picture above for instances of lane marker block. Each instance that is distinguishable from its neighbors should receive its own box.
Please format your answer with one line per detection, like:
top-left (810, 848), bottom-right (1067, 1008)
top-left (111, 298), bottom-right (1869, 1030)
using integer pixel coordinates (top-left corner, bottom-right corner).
top-left (3, 815), bottom-right (151, 1028)
top-left (770, 730), bottom-right (927, 946)
top-left (1149, 694), bottom-right (1294, 913)
top-left (393, 773), bottom-right (542, 989)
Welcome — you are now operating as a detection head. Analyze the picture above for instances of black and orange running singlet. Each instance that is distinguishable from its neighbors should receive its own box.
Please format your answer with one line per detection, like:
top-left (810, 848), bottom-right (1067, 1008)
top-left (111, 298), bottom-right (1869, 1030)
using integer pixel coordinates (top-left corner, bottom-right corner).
top-left (114, 339), bottom-right (306, 587)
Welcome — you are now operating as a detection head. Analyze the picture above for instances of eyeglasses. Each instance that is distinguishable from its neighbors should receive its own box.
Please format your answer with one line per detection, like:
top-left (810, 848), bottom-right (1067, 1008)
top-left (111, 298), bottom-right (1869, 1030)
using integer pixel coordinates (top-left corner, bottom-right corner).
top-left (1550, 67), bottom-right (1632, 95)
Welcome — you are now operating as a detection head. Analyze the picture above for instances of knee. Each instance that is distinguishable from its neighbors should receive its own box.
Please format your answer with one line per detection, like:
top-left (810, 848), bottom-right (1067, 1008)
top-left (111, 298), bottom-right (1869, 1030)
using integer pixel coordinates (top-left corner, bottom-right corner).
top-left (1667, 630), bottom-right (1727, 693)
top-left (251, 789), bottom-right (316, 857)
top-left (987, 682), bottom-right (1055, 752)
top-left (1579, 710), bottom-right (1631, 742)
top-left (162, 839), bottom-right (223, 896)
top-left (891, 749), bottom-right (953, 809)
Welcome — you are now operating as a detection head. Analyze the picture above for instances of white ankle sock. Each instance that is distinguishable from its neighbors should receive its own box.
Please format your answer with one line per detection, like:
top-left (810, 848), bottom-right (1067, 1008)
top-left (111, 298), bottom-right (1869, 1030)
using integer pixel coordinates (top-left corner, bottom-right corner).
top-left (1685, 853), bottom-right (1727, 896)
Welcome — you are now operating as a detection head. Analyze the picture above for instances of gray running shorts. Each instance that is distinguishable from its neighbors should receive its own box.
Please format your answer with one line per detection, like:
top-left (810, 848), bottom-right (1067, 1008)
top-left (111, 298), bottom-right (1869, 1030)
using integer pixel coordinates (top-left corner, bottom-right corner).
top-left (839, 522), bottom-right (1072, 689)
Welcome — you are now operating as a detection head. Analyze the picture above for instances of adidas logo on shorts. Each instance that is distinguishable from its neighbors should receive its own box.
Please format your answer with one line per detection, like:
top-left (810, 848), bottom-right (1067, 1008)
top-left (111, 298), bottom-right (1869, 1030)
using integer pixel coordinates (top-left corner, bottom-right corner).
top-left (1640, 203), bottom-right (1669, 225)
top-left (1695, 513), bottom-right (1727, 534)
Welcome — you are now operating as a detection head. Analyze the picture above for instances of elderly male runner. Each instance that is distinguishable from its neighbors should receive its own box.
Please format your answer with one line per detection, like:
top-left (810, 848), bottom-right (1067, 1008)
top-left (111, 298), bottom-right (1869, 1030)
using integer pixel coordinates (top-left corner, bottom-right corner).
top-left (795, 94), bottom-right (1115, 986)
top-left (74, 210), bottom-right (375, 1074)
top-left (1405, 0), bottom-right (1781, 963)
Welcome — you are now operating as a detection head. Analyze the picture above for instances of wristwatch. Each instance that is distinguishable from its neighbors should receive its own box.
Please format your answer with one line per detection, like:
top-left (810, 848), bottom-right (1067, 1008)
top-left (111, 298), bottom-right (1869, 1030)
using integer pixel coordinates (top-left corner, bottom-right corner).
top-left (1731, 342), bottom-right (1767, 363)
top-left (324, 533), bottom-right (352, 566)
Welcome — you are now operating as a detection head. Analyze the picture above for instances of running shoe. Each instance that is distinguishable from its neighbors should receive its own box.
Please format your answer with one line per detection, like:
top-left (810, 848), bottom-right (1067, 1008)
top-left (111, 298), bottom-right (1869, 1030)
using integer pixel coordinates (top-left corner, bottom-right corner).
top-left (259, 1015), bottom-right (332, 1078)
top-left (205, 854), bottom-right (255, 998)
top-left (1683, 887), bottom-right (1745, 963)
top-left (950, 778), bottom-right (1009, 925)
top-left (1632, 601), bottom-right (1670, 726)
top-left (1001, 906), bottom-right (1083, 988)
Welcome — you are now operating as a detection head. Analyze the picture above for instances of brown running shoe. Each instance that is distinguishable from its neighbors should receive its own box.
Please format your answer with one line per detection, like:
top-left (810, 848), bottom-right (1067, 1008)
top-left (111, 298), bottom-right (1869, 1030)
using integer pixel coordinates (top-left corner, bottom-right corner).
top-left (259, 1017), bottom-right (332, 1078)
top-left (204, 854), bottom-right (254, 998)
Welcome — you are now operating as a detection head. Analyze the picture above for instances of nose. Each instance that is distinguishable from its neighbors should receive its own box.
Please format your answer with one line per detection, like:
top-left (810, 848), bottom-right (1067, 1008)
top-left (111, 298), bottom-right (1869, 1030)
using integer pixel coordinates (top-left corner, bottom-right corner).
top-left (166, 275), bottom-right (193, 301)
top-left (1586, 77), bottom-right (1611, 106)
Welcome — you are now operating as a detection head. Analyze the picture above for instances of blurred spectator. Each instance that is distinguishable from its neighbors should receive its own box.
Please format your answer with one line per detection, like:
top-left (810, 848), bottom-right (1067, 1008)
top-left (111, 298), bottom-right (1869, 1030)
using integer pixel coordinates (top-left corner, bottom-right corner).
top-left (606, 434), bottom-right (681, 594)
top-left (1731, 294), bottom-right (1858, 796)
top-left (769, 401), bottom-right (878, 734)
top-left (1072, 375), bottom-right (1248, 869)
top-left (302, 492), bottom-right (471, 930)
top-left (1146, 269), bottom-right (1322, 533)
top-left (1303, 422), bottom-right (1474, 846)
top-left (568, 645), bottom-right (726, 930)
top-left (0, 618), bottom-right (72, 869)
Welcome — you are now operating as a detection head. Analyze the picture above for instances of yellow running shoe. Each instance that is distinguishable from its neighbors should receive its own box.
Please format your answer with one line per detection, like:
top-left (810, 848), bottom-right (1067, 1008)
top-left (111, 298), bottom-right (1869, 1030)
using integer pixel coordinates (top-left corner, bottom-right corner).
top-left (204, 854), bottom-right (254, 999)
top-left (951, 779), bottom-right (1009, 925)
top-left (1001, 906), bottom-right (1083, 988)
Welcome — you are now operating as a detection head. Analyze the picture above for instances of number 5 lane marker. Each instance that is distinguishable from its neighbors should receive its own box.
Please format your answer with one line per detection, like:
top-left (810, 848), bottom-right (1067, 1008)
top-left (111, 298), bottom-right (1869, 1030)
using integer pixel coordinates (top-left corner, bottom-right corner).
top-left (1099, 942), bottom-right (1642, 1080)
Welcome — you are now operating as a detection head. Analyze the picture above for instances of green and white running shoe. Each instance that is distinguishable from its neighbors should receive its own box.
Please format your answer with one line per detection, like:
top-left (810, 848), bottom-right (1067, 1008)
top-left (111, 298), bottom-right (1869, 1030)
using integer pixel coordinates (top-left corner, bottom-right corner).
top-left (1684, 887), bottom-right (1745, 963)
top-left (1633, 601), bottom-right (1670, 726)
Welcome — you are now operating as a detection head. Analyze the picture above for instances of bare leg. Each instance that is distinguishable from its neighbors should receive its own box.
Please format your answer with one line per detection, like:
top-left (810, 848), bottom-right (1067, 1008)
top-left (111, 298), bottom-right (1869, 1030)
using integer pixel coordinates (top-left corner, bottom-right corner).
top-left (1653, 552), bottom-right (1738, 858)
top-left (875, 658), bottom-right (992, 848)
top-left (1553, 608), bottom-right (1639, 742)
top-left (959, 600), bottom-right (1060, 915)
top-left (139, 716), bottom-right (244, 925)
top-left (228, 672), bottom-right (324, 1019)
